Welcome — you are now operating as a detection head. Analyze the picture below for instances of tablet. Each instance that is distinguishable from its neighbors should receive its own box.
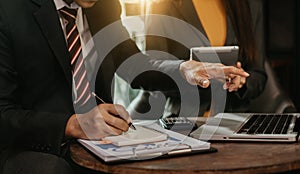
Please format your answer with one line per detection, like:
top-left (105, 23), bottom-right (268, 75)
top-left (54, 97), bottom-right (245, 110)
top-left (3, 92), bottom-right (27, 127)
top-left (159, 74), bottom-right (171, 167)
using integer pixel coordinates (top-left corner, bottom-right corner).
top-left (190, 46), bottom-right (239, 66)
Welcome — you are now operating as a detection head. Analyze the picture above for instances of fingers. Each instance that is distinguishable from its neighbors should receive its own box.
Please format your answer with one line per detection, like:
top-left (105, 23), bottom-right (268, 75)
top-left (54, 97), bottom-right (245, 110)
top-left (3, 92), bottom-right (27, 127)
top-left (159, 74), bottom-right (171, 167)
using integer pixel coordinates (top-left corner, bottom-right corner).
top-left (194, 74), bottom-right (210, 88)
top-left (223, 66), bottom-right (249, 78)
top-left (240, 77), bottom-right (246, 87)
top-left (99, 104), bottom-right (130, 133)
top-left (179, 60), bottom-right (249, 89)
top-left (104, 104), bottom-right (131, 123)
top-left (224, 75), bottom-right (247, 92)
top-left (199, 79), bottom-right (210, 88)
top-left (75, 104), bottom-right (131, 139)
top-left (228, 76), bottom-right (241, 92)
top-left (236, 61), bottom-right (242, 68)
top-left (201, 63), bottom-right (249, 80)
top-left (221, 63), bottom-right (248, 92)
top-left (228, 62), bottom-right (246, 91)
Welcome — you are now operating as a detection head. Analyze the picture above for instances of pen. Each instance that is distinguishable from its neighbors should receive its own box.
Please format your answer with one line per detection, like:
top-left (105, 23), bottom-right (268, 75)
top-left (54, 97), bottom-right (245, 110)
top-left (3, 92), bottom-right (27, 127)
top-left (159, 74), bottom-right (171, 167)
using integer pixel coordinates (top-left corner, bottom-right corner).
top-left (128, 122), bottom-right (137, 130)
top-left (92, 92), bottom-right (136, 130)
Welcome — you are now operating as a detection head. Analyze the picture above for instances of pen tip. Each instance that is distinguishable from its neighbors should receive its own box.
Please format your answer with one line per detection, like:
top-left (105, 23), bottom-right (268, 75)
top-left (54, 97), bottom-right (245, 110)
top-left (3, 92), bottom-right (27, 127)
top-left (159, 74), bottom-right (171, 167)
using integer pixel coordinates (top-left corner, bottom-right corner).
top-left (129, 123), bottom-right (137, 130)
top-left (132, 125), bottom-right (137, 130)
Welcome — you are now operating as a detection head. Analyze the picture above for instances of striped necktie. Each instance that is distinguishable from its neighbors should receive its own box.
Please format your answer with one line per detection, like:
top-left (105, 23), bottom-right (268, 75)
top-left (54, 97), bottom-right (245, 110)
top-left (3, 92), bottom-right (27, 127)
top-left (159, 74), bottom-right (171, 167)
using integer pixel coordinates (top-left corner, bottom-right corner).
top-left (60, 7), bottom-right (92, 107)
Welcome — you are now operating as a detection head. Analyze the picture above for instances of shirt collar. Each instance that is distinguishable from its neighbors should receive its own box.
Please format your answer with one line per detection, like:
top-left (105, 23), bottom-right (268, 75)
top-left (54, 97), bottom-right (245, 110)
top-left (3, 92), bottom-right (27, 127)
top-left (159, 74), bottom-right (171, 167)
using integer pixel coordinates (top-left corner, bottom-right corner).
top-left (53, 0), bottom-right (80, 10)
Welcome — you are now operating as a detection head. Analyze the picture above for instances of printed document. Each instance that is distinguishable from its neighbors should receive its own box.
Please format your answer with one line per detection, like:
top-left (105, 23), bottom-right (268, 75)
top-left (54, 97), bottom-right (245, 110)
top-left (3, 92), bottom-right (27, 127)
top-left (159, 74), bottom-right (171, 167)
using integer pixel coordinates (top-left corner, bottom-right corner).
top-left (78, 122), bottom-right (213, 163)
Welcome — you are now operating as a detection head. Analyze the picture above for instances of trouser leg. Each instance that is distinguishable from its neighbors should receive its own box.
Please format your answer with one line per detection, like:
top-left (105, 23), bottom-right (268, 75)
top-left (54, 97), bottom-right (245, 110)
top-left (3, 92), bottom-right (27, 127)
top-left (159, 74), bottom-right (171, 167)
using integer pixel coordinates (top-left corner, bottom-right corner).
top-left (2, 151), bottom-right (73, 174)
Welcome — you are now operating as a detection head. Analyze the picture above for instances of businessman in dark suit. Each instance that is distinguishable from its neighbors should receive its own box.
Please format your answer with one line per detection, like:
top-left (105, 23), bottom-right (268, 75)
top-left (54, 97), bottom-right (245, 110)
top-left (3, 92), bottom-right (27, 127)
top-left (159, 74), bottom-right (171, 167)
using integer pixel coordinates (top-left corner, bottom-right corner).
top-left (0, 0), bottom-right (249, 173)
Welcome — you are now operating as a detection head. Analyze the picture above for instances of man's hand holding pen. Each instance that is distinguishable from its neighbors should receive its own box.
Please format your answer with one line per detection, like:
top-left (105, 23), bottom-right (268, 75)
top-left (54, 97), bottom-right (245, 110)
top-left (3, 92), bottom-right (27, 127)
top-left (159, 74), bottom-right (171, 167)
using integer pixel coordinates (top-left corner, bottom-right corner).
top-left (92, 92), bottom-right (136, 130)
top-left (65, 93), bottom-right (135, 140)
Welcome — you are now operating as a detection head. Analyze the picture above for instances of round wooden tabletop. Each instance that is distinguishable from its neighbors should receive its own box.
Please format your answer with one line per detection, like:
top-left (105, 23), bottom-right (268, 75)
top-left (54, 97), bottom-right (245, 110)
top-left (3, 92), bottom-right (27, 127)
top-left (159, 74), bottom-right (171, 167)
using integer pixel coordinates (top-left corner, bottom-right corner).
top-left (70, 141), bottom-right (300, 174)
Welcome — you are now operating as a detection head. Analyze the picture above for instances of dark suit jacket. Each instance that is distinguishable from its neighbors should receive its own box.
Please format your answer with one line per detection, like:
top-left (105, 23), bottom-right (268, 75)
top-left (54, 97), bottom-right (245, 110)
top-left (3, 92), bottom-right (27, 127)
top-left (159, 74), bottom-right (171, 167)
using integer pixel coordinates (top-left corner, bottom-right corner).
top-left (0, 0), bottom-right (184, 167)
top-left (145, 0), bottom-right (267, 114)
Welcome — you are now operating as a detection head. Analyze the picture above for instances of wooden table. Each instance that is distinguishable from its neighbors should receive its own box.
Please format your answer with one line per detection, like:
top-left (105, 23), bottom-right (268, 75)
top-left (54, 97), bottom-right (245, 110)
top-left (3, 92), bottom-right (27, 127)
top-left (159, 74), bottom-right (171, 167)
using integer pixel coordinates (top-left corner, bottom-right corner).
top-left (70, 141), bottom-right (300, 174)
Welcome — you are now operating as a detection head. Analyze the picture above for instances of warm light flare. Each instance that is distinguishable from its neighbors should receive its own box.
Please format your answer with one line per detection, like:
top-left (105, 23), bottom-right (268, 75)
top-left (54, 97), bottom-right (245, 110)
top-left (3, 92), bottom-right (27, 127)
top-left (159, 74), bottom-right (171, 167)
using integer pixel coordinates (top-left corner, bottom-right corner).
top-left (120, 0), bottom-right (163, 16)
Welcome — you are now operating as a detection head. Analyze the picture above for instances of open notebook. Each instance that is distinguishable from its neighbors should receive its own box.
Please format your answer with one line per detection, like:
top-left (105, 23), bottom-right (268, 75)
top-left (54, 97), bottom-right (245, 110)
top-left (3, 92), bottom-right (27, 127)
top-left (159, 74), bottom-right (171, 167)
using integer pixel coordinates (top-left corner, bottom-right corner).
top-left (78, 122), bottom-right (216, 163)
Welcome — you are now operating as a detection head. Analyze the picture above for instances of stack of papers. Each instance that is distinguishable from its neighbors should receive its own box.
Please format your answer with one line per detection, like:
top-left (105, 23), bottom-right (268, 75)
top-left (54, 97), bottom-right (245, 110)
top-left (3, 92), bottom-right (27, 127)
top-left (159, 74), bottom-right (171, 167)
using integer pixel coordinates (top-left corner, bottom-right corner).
top-left (78, 122), bottom-right (213, 163)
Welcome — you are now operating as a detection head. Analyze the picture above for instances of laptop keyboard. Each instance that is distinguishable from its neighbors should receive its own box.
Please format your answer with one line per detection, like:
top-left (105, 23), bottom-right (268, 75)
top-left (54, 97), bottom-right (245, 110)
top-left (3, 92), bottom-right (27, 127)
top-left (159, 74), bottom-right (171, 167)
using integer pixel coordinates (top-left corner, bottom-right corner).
top-left (237, 114), bottom-right (294, 134)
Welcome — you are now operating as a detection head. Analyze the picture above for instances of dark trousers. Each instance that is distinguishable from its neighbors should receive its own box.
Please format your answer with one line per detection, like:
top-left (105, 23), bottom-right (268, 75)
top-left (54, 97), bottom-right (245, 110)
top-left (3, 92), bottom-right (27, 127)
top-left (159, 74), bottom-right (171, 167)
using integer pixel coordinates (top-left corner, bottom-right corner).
top-left (1, 150), bottom-right (103, 174)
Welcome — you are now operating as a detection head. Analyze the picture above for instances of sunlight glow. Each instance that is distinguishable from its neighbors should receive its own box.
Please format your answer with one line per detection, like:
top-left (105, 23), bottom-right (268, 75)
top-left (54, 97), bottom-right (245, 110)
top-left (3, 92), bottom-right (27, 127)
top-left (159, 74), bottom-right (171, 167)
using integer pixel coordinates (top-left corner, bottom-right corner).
top-left (120, 0), bottom-right (163, 16)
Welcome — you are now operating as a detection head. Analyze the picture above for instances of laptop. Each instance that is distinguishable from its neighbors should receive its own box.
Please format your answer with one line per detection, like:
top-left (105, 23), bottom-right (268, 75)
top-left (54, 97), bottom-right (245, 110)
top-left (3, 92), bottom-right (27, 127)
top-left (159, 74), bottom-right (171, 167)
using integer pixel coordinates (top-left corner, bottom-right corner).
top-left (190, 113), bottom-right (300, 142)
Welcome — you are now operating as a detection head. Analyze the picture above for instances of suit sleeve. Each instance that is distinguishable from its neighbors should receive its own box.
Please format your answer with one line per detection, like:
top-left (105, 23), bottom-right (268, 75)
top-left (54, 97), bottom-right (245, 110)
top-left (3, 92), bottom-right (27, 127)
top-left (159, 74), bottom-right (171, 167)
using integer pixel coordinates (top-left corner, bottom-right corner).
top-left (237, 0), bottom-right (267, 100)
top-left (87, 0), bottom-right (186, 93)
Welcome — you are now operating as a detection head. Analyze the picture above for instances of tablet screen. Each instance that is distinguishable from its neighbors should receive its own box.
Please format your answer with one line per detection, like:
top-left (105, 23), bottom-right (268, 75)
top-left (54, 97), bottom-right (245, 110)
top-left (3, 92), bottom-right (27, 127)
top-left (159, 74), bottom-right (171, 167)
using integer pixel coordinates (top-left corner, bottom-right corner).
top-left (190, 46), bottom-right (239, 66)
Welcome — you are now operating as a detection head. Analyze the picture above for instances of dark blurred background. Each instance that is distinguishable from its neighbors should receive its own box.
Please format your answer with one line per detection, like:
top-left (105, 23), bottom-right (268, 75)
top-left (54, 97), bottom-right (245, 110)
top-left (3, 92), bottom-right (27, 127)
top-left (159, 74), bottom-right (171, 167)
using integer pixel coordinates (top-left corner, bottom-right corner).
top-left (265, 0), bottom-right (300, 111)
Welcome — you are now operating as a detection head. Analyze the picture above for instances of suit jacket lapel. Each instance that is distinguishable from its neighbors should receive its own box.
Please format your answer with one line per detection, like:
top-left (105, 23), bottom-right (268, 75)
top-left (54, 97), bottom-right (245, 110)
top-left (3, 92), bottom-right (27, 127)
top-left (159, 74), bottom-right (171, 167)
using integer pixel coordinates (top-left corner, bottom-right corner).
top-left (176, 0), bottom-right (207, 39)
top-left (32, 0), bottom-right (72, 85)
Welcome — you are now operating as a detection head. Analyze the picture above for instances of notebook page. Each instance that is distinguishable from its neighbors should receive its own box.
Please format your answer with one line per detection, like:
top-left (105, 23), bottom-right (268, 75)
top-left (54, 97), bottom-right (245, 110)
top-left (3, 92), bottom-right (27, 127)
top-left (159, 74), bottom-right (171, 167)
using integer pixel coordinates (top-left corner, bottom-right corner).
top-left (103, 125), bottom-right (168, 146)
